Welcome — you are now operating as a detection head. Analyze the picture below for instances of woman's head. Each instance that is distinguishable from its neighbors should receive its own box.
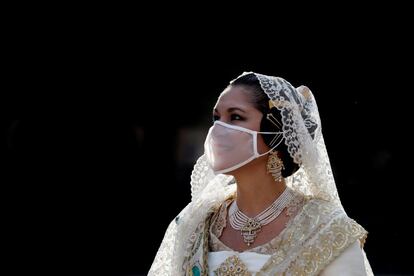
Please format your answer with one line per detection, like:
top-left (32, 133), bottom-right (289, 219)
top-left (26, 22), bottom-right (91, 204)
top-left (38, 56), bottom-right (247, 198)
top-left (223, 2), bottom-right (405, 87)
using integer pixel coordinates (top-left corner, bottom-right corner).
top-left (211, 72), bottom-right (300, 178)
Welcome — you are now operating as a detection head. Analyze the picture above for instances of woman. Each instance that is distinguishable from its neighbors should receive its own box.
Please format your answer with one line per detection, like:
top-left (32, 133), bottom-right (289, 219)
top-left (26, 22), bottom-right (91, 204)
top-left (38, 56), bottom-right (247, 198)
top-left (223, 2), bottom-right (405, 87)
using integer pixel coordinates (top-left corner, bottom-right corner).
top-left (149, 72), bottom-right (373, 275)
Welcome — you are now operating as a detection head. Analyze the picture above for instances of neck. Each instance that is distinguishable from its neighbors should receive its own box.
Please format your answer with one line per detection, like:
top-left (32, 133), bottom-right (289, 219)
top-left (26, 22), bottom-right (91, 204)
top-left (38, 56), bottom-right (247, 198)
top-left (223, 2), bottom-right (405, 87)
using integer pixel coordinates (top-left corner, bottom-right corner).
top-left (233, 158), bottom-right (287, 217)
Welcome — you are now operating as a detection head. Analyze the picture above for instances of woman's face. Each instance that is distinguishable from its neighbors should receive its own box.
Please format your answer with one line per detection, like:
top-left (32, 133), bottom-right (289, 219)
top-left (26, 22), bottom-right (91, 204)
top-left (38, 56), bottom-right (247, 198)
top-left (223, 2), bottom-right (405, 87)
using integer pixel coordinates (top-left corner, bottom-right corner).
top-left (212, 85), bottom-right (270, 155)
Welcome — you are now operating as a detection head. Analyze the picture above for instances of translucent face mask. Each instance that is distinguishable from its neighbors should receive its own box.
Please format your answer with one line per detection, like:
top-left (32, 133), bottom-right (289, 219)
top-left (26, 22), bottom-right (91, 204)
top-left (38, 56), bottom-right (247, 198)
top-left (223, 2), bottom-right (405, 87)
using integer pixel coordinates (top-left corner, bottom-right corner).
top-left (204, 120), bottom-right (284, 174)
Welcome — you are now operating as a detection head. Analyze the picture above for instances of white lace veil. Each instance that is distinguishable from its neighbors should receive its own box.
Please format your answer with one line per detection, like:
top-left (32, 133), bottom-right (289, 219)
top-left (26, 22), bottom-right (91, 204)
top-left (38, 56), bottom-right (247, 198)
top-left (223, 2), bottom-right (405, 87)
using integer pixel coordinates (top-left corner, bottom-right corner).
top-left (149, 72), bottom-right (344, 275)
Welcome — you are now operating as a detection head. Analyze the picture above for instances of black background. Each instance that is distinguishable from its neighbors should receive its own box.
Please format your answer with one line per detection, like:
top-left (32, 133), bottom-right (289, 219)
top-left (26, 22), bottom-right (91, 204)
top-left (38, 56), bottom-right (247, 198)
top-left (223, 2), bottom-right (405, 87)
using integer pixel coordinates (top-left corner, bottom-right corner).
top-left (3, 6), bottom-right (413, 275)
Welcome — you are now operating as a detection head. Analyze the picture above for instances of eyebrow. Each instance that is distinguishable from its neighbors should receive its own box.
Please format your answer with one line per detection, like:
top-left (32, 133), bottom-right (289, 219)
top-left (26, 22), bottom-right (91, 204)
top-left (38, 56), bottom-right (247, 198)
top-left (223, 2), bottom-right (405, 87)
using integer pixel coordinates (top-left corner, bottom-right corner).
top-left (214, 107), bottom-right (246, 113)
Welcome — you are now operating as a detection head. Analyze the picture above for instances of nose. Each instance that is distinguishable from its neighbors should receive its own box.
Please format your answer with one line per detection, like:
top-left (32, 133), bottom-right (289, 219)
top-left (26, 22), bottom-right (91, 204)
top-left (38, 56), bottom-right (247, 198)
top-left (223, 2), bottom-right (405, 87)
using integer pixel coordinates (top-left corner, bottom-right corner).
top-left (211, 125), bottom-right (227, 138)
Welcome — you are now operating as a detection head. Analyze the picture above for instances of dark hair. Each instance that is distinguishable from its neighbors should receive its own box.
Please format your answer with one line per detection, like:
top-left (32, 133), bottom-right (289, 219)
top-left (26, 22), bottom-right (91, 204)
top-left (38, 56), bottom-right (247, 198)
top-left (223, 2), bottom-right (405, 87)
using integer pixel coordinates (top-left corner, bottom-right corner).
top-left (230, 73), bottom-right (300, 178)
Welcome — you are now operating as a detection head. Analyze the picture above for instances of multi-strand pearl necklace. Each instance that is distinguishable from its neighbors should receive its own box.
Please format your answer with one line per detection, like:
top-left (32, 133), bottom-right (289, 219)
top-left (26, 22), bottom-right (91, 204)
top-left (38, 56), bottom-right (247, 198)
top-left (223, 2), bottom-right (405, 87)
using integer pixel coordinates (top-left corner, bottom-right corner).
top-left (228, 187), bottom-right (294, 246)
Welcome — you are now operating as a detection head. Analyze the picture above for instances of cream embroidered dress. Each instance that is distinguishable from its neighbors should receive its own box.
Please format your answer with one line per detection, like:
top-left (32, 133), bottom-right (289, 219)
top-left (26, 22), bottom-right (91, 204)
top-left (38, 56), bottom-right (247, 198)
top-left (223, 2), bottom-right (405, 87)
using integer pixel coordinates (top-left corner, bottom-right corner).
top-left (208, 194), bottom-right (373, 275)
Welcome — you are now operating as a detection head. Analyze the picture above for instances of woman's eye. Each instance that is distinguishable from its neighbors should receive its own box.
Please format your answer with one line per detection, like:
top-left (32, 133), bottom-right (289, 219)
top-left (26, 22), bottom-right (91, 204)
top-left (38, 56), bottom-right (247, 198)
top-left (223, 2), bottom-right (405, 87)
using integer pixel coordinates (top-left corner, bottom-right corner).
top-left (231, 114), bottom-right (243, 121)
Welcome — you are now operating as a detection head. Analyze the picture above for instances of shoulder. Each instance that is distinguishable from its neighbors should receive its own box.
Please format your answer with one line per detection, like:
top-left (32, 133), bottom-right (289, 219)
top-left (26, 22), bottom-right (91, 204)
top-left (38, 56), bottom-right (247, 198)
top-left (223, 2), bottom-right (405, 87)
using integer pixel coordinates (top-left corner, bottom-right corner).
top-left (303, 197), bottom-right (344, 216)
top-left (321, 240), bottom-right (371, 276)
top-left (300, 197), bottom-right (368, 248)
top-left (280, 198), bottom-right (369, 275)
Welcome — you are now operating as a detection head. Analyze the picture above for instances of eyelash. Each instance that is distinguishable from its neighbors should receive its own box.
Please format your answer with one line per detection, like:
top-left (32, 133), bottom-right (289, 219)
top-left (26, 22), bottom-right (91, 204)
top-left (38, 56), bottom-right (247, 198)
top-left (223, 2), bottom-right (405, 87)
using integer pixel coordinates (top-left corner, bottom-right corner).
top-left (213, 114), bottom-right (244, 122)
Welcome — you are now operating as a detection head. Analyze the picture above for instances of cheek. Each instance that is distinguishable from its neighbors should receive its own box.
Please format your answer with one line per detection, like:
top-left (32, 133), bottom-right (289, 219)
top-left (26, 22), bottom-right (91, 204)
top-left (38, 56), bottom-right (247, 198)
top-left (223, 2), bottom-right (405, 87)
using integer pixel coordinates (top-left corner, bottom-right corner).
top-left (257, 135), bottom-right (271, 154)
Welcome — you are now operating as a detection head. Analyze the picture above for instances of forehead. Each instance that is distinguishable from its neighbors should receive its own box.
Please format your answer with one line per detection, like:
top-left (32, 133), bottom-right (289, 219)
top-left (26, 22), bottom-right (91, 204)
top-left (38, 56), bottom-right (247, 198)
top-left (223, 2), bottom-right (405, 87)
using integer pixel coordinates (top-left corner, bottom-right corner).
top-left (214, 86), bottom-right (254, 110)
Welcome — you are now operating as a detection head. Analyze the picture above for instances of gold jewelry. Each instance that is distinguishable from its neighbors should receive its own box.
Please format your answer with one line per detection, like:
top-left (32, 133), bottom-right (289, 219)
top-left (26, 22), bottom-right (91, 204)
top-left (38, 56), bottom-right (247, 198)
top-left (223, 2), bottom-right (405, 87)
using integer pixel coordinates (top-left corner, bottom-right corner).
top-left (269, 99), bottom-right (292, 109)
top-left (228, 188), bottom-right (294, 246)
top-left (214, 255), bottom-right (251, 276)
top-left (266, 113), bottom-right (282, 129)
top-left (267, 100), bottom-right (282, 130)
top-left (267, 150), bottom-right (284, 182)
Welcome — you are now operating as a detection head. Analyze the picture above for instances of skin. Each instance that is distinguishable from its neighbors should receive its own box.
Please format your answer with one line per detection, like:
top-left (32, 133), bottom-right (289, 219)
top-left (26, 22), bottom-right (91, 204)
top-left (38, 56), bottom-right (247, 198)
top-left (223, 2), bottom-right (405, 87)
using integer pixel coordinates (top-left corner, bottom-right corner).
top-left (212, 85), bottom-right (295, 252)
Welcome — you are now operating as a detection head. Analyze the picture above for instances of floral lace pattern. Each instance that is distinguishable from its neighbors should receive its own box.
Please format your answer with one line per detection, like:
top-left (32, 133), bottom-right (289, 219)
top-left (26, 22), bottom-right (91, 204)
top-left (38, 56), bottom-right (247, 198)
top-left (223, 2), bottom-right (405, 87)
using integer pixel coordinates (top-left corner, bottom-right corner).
top-left (254, 73), bottom-right (341, 206)
top-left (257, 199), bottom-right (368, 275)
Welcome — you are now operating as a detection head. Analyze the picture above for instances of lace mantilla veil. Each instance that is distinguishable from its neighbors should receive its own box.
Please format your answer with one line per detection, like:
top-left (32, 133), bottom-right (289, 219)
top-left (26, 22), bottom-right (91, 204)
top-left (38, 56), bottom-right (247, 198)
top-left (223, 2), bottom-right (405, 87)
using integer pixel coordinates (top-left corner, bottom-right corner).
top-left (149, 72), bottom-right (346, 275)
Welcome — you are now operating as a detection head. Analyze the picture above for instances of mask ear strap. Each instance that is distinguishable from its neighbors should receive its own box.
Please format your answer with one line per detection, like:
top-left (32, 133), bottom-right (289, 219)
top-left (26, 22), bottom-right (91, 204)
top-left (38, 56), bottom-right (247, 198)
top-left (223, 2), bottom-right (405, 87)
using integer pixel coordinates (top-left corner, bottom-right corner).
top-left (260, 100), bottom-right (284, 149)
top-left (256, 136), bottom-right (284, 158)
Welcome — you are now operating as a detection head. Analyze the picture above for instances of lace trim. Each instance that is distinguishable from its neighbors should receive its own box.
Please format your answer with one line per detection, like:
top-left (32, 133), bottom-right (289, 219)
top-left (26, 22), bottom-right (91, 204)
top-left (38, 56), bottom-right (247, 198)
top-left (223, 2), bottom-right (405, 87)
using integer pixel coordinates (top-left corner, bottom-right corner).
top-left (183, 207), bottom-right (215, 276)
top-left (211, 196), bottom-right (234, 238)
top-left (257, 199), bottom-right (368, 275)
top-left (284, 217), bottom-right (368, 275)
